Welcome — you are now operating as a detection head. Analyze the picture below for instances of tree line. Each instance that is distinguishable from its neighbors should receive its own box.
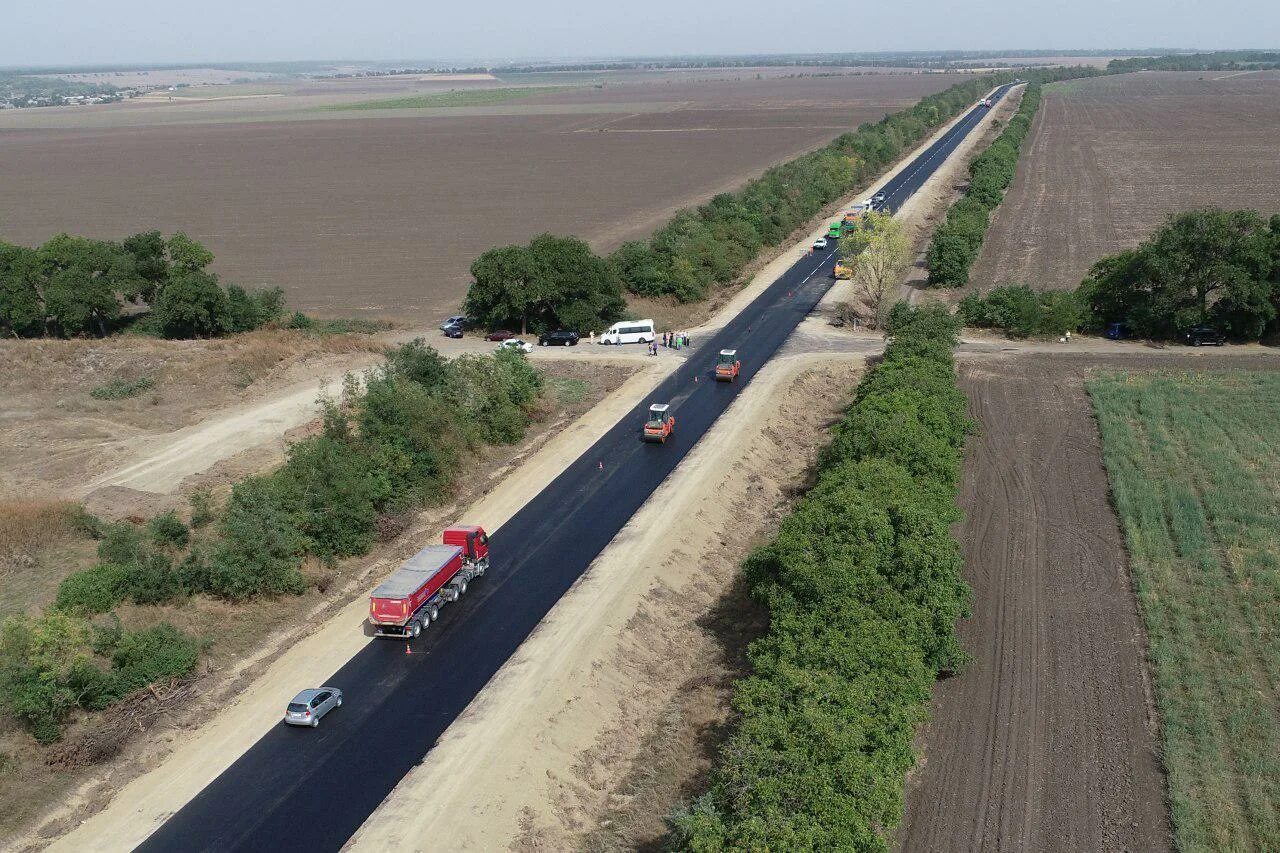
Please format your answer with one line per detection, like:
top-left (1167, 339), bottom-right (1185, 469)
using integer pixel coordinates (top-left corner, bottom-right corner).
top-left (2, 340), bottom-right (542, 743)
top-left (1107, 51), bottom-right (1280, 73)
top-left (464, 67), bottom-right (1101, 334)
top-left (959, 210), bottom-right (1280, 341)
top-left (0, 231), bottom-right (285, 339)
top-left (669, 305), bottom-right (973, 850)
top-left (925, 83), bottom-right (1043, 287)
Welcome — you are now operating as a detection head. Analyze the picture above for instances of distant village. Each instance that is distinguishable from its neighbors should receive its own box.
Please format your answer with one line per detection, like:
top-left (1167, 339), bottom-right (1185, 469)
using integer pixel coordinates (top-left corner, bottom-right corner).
top-left (0, 81), bottom-right (176, 110)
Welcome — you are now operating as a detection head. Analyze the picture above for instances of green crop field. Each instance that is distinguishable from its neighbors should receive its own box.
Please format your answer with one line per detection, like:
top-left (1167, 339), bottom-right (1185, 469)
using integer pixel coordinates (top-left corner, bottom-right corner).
top-left (1088, 370), bottom-right (1280, 852)
top-left (318, 86), bottom-right (578, 111)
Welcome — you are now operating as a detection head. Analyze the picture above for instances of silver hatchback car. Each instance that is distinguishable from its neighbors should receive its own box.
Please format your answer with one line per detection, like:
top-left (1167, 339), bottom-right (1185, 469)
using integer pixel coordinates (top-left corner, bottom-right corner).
top-left (284, 687), bottom-right (343, 727)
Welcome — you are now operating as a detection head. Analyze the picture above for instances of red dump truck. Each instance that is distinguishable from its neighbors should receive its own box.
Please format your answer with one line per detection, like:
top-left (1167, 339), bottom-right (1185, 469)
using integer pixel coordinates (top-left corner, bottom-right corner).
top-left (368, 525), bottom-right (490, 639)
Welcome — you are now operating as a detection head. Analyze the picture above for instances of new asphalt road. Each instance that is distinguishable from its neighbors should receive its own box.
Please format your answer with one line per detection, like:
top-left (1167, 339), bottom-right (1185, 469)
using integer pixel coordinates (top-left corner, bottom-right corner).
top-left (138, 84), bottom-right (1011, 852)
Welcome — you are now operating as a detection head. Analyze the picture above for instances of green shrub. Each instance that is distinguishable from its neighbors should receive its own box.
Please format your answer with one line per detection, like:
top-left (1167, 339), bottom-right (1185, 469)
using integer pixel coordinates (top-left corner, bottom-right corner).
top-left (148, 510), bottom-right (189, 550)
top-left (0, 613), bottom-right (201, 741)
top-left (188, 489), bottom-right (216, 529)
top-left (54, 563), bottom-right (129, 615)
top-left (0, 613), bottom-right (94, 743)
top-left (96, 521), bottom-right (146, 564)
top-left (207, 476), bottom-right (307, 600)
top-left (90, 376), bottom-right (155, 400)
top-left (108, 623), bottom-right (201, 695)
top-left (959, 285), bottom-right (1084, 338)
top-left (274, 429), bottom-right (390, 559)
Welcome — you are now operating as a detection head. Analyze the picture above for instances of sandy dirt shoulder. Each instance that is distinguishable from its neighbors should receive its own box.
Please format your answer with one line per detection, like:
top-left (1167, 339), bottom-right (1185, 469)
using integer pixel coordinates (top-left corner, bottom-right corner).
top-left (348, 354), bottom-right (865, 851)
top-left (27, 359), bottom-right (674, 853)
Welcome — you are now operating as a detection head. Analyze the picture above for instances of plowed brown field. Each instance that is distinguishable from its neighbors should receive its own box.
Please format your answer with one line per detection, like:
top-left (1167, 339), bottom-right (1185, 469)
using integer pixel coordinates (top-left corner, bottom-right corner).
top-left (0, 73), bottom-right (958, 320)
top-left (899, 352), bottom-right (1170, 852)
top-left (899, 349), bottom-right (1280, 852)
top-left (968, 71), bottom-right (1280, 293)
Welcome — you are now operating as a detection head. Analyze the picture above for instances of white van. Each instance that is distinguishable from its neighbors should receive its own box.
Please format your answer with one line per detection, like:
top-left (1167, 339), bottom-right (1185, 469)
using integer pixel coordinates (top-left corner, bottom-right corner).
top-left (599, 319), bottom-right (655, 345)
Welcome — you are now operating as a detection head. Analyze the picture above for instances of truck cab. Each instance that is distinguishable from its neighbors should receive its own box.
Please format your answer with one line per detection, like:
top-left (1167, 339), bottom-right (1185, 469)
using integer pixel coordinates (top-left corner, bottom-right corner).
top-left (443, 525), bottom-right (490, 570)
top-left (715, 349), bottom-right (741, 382)
top-left (643, 403), bottom-right (675, 443)
top-left (827, 221), bottom-right (843, 239)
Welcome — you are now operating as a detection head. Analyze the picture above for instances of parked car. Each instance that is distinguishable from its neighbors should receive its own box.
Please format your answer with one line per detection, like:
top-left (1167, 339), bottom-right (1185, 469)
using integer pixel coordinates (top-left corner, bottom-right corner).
top-left (498, 338), bottom-right (534, 354)
top-left (1104, 322), bottom-right (1130, 340)
top-left (811, 237), bottom-right (828, 250)
top-left (538, 330), bottom-right (580, 346)
top-left (439, 315), bottom-right (467, 331)
top-left (485, 329), bottom-right (515, 342)
top-left (443, 324), bottom-right (464, 339)
top-left (1185, 326), bottom-right (1226, 347)
top-left (284, 687), bottom-right (343, 728)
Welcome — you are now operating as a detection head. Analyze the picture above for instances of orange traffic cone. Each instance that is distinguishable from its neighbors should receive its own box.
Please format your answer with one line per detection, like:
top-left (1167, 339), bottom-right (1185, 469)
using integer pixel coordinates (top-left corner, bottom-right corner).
top-left (405, 643), bottom-right (412, 655)
top-left (598, 461), bottom-right (604, 470)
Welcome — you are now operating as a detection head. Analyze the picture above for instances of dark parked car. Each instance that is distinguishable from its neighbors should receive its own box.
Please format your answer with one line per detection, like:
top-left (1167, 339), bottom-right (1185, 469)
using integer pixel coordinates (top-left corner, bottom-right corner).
top-left (1185, 326), bottom-right (1226, 347)
top-left (485, 330), bottom-right (516, 342)
top-left (443, 324), bottom-right (464, 339)
top-left (538, 330), bottom-right (580, 346)
top-left (1105, 322), bottom-right (1130, 340)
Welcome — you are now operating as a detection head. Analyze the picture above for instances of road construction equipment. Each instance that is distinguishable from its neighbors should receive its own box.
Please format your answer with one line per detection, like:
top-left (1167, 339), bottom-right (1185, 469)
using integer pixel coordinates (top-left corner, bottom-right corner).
top-left (715, 349), bottom-right (741, 382)
top-left (642, 403), bottom-right (675, 443)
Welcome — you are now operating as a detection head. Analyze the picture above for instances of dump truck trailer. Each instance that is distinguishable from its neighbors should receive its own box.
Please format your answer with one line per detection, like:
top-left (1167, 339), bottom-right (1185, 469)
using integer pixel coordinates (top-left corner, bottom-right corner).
top-left (368, 525), bottom-right (489, 638)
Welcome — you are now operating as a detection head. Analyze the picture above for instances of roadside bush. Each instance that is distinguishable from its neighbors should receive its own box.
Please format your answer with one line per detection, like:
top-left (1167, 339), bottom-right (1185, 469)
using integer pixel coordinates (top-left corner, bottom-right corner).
top-left (106, 623), bottom-right (201, 696)
top-left (958, 284), bottom-right (1084, 338)
top-left (670, 304), bottom-right (972, 849)
top-left (0, 612), bottom-right (201, 741)
top-left (53, 562), bottom-right (130, 615)
top-left (207, 475), bottom-right (308, 600)
top-left (188, 489), bottom-right (216, 529)
top-left (273, 425), bottom-right (390, 560)
top-left (926, 85), bottom-right (1044, 287)
top-left (148, 510), bottom-right (190, 550)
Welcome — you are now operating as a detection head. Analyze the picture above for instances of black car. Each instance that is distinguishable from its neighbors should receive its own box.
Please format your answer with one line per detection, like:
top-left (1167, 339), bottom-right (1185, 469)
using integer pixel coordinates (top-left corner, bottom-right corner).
top-left (443, 324), bottom-right (464, 339)
top-left (538, 330), bottom-right (580, 346)
top-left (1185, 326), bottom-right (1226, 347)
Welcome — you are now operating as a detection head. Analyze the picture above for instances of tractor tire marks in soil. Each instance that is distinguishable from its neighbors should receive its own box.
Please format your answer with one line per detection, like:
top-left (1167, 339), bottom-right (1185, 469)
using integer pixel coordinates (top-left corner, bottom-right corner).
top-left (898, 354), bottom-right (1170, 853)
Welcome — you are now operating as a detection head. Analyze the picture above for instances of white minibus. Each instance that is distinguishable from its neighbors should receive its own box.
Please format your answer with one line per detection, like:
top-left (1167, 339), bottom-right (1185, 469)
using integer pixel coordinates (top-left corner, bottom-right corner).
top-left (599, 319), bottom-right (655, 345)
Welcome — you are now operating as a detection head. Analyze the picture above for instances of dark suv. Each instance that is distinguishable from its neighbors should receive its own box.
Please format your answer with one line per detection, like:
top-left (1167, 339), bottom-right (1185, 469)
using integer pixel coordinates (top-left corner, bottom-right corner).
top-left (538, 330), bottom-right (580, 347)
top-left (1185, 326), bottom-right (1226, 347)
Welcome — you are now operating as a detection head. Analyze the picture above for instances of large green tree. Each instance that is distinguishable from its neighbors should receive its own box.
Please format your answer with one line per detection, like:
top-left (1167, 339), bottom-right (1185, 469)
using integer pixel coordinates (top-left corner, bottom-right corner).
top-left (1078, 209), bottom-right (1276, 339)
top-left (0, 242), bottom-right (44, 337)
top-left (464, 234), bottom-right (623, 334)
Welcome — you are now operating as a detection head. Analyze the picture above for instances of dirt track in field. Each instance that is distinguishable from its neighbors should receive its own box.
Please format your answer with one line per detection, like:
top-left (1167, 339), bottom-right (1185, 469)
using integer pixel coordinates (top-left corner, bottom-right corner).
top-left (899, 352), bottom-right (1174, 852)
top-left (968, 71), bottom-right (1280, 294)
top-left (0, 73), bottom-right (957, 321)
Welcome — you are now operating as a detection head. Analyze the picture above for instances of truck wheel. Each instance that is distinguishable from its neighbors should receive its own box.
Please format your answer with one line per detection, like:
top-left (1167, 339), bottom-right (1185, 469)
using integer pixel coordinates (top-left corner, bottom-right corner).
top-left (429, 606), bottom-right (439, 622)
top-left (411, 621), bottom-right (422, 638)
top-left (459, 580), bottom-right (468, 596)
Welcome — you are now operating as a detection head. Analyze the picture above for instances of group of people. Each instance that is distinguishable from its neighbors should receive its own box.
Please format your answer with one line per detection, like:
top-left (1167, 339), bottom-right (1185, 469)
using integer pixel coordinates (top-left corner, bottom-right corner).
top-left (643, 331), bottom-right (692, 356)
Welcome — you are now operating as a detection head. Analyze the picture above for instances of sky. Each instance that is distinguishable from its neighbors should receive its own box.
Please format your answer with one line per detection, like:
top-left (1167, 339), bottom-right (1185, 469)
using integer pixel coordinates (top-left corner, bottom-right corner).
top-left (4, 0), bottom-right (1278, 68)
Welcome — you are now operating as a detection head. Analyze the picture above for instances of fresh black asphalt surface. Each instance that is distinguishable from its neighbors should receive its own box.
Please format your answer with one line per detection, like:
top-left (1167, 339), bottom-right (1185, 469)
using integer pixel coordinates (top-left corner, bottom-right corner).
top-left (137, 85), bottom-right (1010, 853)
